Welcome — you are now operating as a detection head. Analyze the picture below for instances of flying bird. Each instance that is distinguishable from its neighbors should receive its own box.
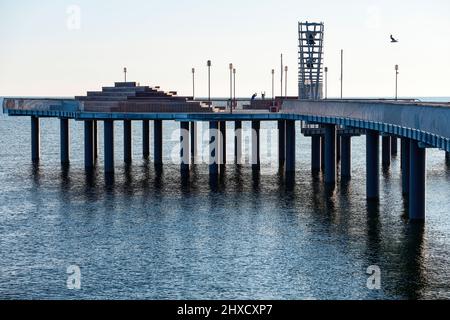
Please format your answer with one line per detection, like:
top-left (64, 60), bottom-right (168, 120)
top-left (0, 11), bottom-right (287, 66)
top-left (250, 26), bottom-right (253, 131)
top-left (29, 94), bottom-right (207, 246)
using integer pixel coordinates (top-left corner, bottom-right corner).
top-left (390, 35), bottom-right (398, 43)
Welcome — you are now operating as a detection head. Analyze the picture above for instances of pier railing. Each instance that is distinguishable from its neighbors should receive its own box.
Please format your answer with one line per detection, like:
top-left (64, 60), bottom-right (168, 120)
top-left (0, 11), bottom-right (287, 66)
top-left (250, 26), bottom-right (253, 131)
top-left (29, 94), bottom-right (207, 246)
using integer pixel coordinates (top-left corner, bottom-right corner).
top-left (2, 98), bottom-right (80, 113)
top-left (283, 99), bottom-right (450, 151)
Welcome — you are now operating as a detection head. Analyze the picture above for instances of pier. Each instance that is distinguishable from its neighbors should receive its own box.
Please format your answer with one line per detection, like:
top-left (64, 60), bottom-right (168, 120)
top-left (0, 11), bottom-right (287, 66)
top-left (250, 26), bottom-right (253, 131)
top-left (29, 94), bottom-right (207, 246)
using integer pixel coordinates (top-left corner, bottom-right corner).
top-left (3, 82), bottom-right (450, 222)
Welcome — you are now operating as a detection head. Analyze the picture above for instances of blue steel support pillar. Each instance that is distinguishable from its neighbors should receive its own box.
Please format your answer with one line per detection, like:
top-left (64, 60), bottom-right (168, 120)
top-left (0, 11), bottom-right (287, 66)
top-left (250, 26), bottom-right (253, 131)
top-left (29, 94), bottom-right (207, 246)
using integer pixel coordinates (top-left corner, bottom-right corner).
top-left (154, 120), bottom-right (163, 167)
top-left (366, 130), bottom-right (380, 199)
top-left (104, 120), bottom-right (115, 174)
top-left (341, 135), bottom-right (351, 179)
top-left (209, 121), bottom-right (219, 175)
top-left (278, 120), bottom-right (286, 168)
top-left (336, 135), bottom-right (341, 163)
top-left (220, 121), bottom-right (227, 170)
top-left (235, 121), bottom-right (242, 164)
top-left (320, 136), bottom-right (325, 171)
top-left (124, 120), bottom-right (132, 164)
top-left (252, 121), bottom-right (260, 170)
top-left (31, 116), bottom-right (40, 163)
top-left (180, 121), bottom-right (190, 173)
top-left (391, 136), bottom-right (398, 156)
top-left (401, 138), bottom-right (410, 195)
top-left (84, 120), bottom-right (94, 169)
top-left (190, 122), bottom-right (197, 163)
top-left (311, 135), bottom-right (321, 172)
top-left (60, 118), bottom-right (70, 164)
top-left (382, 136), bottom-right (391, 167)
top-left (285, 120), bottom-right (296, 173)
top-left (324, 124), bottom-right (336, 184)
top-left (93, 120), bottom-right (98, 161)
top-left (409, 140), bottom-right (426, 221)
top-left (143, 120), bottom-right (150, 159)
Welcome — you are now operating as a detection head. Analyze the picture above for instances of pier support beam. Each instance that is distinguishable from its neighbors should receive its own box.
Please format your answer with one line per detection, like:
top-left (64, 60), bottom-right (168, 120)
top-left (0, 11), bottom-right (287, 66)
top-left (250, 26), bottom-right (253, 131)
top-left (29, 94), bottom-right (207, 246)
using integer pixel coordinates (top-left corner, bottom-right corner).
top-left (209, 121), bottom-right (219, 175)
top-left (252, 121), bottom-right (260, 170)
top-left (235, 121), bottom-right (242, 164)
top-left (320, 136), bottom-right (325, 171)
top-left (104, 120), bottom-right (115, 174)
top-left (285, 120), bottom-right (296, 173)
top-left (60, 118), bottom-right (70, 164)
top-left (180, 121), bottom-right (190, 173)
top-left (93, 121), bottom-right (98, 161)
top-left (446, 152), bottom-right (450, 164)
top-left (311, 135), bottom-right (321, 172)
top-left (409, 140), bottom-right (426, 221)
top-left (124, 120), bottom-right (132, 164)
top-left (219, 121), bottom-right (227, 169)
top-left (336, 135), bottom-right (341, 163)
top-left (324, 124), bottom-right (336, 184)
top-left (31, 116), bottom-right (40, 163)
top-left (341, 135), bottom-right (351, 179)
top-left (143, 120), bottom-right (150, 159)
top-left (401, 138), bottom-right (410, 195)
top-left (190, 122), bottom-right (197, 163)
top-left (278, 120), bottom-right (286, 168)
top-left (154, 120), bottom-right (163, 167)
top-left (84, 120), bottom-right (94, 169)
top-left (366, 130), bottom-right (380, 199)
top-left (391, 136), bottom-right (398, 156)
top-left (382, 136), bottom-right (391, 167)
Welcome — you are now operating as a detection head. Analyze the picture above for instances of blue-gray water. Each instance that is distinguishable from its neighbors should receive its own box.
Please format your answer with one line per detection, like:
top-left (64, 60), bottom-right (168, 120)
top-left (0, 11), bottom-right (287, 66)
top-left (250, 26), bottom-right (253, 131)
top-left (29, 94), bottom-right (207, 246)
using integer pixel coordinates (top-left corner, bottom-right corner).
top-left (0, 98), bottom-right (449, 300)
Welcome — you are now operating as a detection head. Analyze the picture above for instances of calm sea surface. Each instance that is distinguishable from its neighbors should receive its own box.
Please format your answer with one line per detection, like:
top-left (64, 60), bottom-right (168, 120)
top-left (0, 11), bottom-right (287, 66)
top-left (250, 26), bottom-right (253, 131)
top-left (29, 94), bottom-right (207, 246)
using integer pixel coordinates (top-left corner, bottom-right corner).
top-left (0, 98), bottom-right (449, 300)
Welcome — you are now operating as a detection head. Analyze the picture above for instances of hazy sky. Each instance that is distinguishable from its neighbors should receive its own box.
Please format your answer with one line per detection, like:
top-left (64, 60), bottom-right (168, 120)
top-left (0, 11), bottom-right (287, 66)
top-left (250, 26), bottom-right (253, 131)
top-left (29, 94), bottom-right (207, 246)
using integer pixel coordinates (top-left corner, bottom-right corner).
top-left (1, 0), bottom-right (449, 98)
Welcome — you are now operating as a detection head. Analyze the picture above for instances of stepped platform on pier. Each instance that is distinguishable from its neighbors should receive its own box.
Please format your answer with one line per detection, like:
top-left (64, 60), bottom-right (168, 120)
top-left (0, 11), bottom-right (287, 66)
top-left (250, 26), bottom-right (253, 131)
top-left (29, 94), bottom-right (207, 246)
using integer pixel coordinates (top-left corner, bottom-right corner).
top-left (75, 82), bottom-right (212, 113)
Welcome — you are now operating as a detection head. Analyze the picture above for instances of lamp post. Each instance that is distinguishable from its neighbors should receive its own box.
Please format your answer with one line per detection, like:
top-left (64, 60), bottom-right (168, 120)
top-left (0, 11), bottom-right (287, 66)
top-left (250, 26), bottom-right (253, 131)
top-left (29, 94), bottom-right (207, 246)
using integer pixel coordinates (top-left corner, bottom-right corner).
top-left (271, 69), bottom-right (275, 103)
top-left (395, 65), bottom-right (399, 101)
top-left (229, 63), bottom-right (233, 114)
top-left (324, 67), bottom-right (328, 99)
top-left (284, 66), bottom-right (288, 98)
top-left (207, 60), bottom-right (212, 105)
top-left (124, 67), bottom-right (127, 82)
top-left (280, 53), bottom-right (284, 97)
top-left (192, 68), bottom-right (195, 99)
top-left (340, 50), bottom-right (343, 99)
top-left (233, 68), bottom-right (236, 109)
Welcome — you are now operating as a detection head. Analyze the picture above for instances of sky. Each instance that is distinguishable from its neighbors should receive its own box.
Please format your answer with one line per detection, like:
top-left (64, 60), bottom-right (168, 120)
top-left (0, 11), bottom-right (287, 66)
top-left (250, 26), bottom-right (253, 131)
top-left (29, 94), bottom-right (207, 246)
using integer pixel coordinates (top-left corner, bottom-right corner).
top-left (0, 0), bottom-right (449, 98)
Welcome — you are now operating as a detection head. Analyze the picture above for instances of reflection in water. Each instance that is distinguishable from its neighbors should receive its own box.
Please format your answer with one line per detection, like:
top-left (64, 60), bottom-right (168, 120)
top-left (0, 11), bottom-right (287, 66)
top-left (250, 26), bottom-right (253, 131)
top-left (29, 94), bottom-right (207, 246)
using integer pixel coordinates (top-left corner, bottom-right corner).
top-left (9, 155), bottom-right (445, 299)
top-left (85, 168), bottom-right (97, 188)
top-left (382, 166), bottom-right (391, 179)
top-left (30, 163), bottom-right (41, 187)
top-left (251, 170), bottom-right (261, 191)
top-left (60, 164), bottom-right (71, 188)
top-left (396, 223), bottom-right (426, 300)
top-left (366, 202), bottom-right (381, 262)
